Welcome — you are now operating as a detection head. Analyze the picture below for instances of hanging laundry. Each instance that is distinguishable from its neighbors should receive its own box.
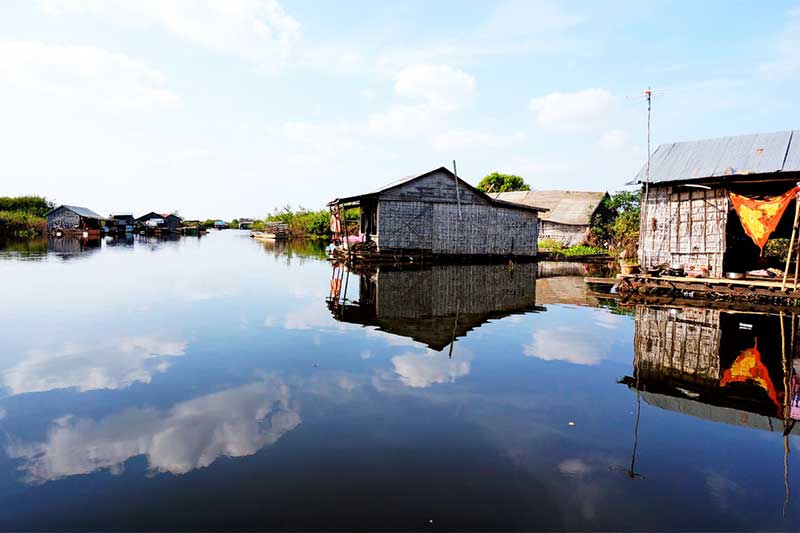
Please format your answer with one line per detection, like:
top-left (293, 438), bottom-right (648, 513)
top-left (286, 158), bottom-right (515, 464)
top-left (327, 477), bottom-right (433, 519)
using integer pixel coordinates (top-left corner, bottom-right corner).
top-left (330, 213), bottom-right (342, 235)
top-left (729, 186), bottom-right (799, 252)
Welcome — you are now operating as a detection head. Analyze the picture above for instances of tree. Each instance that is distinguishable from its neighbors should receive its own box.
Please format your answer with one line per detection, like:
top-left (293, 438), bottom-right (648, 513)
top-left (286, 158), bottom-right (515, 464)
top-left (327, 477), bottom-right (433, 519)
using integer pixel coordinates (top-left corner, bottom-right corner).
top-left (476, 172), bottom-right (530, 193)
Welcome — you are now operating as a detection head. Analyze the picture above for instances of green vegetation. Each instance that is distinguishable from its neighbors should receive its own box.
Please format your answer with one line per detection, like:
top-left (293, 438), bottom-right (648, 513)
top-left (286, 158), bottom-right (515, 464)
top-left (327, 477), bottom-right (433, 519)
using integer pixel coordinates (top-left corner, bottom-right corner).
top-left (589, 190), bottom-right (641, 258)
top-left (0, 195), bottom-right (53, 238)
top-left (476, 172), bottom-right (531, 193)
top-left (266, 205), bottom-right (358, 238)
top-left (539, 238), bottom-right (606, 257)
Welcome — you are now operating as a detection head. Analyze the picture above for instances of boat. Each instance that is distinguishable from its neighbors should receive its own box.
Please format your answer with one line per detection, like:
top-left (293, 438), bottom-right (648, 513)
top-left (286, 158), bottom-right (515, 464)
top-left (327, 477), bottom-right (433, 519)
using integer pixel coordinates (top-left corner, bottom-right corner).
top-left (251, 231), bottom-right (277, 241)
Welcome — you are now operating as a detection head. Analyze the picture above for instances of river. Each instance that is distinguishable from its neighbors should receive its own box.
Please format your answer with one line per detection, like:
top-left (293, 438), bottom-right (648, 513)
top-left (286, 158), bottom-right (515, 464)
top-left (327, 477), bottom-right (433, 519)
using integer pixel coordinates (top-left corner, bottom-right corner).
top-left (0, 230), bottom-right (797, 530)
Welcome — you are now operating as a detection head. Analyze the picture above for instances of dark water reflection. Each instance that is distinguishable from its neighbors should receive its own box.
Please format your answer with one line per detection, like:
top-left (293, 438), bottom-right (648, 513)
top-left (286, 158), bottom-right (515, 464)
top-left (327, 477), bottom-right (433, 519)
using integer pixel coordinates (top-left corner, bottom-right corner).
top-left (0, 231), bottom-right (798, 530)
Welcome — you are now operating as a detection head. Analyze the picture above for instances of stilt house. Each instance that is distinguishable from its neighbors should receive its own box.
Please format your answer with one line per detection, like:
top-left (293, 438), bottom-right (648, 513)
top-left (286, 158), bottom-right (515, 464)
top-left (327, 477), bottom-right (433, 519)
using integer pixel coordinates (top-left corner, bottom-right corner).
top-left (493, 190), bottom-right (610, 246)
top-left (633, 130), bottom-right (800, 276)
top-left (328, 167), bottom-right (547, 258)
top-left (46, 205), bottom-right (105, 236)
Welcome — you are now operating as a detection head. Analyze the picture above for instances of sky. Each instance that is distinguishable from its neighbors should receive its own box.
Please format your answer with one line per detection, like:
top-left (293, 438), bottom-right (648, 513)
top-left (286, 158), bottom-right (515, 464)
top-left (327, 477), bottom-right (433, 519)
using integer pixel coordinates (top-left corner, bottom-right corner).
top-left (1, 0), bottom-right (799, 220)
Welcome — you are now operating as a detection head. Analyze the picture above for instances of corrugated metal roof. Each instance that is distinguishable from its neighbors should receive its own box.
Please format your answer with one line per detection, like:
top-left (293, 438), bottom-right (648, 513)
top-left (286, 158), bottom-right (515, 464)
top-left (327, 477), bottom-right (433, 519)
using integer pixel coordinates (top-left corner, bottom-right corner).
top-left (48, 205), bottom-right (105, 220)
top-left (632, 130), bottom-right (800, 184)
top-left (493, 190), bottom-right (606, 225)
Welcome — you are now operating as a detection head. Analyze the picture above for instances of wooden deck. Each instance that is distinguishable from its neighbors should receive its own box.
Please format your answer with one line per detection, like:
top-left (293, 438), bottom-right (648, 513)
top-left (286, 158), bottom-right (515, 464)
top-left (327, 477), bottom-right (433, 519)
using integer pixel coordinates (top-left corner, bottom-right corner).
top-left (617, 273), bottom-right (800, 305)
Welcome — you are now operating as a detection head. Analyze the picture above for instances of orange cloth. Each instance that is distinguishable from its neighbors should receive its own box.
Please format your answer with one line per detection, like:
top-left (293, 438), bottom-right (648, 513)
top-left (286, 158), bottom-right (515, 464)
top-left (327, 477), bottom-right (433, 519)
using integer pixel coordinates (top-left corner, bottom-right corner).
top-left (729, 187), bottom-right (799, 252)
top-left (720, 339), bottom-right (781, 414)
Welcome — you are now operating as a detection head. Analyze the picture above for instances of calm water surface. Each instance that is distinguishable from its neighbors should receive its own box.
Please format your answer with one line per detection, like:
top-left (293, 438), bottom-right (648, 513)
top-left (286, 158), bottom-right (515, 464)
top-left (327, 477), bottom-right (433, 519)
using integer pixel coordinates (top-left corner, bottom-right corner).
top-left (1, 231), bottom-right (798, 530)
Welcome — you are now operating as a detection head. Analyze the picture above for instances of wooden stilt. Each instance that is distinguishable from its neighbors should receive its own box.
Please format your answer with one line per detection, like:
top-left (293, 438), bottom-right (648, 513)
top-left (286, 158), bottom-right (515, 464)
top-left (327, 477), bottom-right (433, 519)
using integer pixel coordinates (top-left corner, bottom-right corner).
top-left (782, 199), bottom-right (800, 290)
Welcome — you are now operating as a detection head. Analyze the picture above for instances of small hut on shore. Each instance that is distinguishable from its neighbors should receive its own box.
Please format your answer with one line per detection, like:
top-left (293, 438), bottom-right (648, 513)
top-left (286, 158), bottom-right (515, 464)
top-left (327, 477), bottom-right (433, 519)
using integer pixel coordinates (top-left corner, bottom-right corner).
top-left (493, 190), bottom-right (610, 246)
top-left (633, 130), bottom-right (800, 277)
top-left (328, 167), bottom-right (547, 259)
top-left (46, 205), bottom-right (105, 237)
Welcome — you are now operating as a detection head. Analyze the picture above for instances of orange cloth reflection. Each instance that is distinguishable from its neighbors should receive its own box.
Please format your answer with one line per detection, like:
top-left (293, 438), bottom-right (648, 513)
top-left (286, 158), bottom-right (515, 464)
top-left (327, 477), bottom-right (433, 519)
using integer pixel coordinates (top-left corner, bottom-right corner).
top-left (729, 187), bottom-right (799, 252)
top-left (720, 339), bottom-right (781, 413)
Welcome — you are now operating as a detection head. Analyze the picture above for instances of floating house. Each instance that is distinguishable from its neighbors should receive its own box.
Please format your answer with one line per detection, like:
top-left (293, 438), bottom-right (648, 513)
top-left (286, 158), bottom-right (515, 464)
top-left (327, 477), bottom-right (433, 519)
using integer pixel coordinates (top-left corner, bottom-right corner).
top-left (633, 130), bottom-right (800, 276)
top-left (328, 167), bottom-right (547, 259)
top-left (493, 190), bottom-right (610, 246)
top-left (45, 205), bottom-right (105, 238)
top-left (327, 263), bottom-right (542, 351)
top-left (108, 213), bottom-right (134, 233)
top-left (135, 212), bottom-right (182, 232)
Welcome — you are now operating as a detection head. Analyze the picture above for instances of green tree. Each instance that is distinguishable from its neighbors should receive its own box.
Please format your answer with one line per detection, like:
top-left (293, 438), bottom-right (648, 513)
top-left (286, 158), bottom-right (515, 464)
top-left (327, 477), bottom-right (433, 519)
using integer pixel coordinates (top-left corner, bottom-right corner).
top-left (476, 172), bottom-right (531, 193)
top-left (589, 190), bottom-right (641, 257)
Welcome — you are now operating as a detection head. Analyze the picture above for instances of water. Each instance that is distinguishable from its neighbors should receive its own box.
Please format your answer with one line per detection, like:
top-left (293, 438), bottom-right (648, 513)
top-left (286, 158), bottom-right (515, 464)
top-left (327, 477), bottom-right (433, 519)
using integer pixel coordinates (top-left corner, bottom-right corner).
top-left (0, 231), bottom-right (798, 530)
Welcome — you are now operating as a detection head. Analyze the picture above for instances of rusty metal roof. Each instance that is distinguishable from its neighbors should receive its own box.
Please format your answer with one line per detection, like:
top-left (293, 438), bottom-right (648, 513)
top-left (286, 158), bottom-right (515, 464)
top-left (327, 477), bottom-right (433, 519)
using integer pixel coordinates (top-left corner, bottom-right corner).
top-left (631, 130), bottom-right (800, 184)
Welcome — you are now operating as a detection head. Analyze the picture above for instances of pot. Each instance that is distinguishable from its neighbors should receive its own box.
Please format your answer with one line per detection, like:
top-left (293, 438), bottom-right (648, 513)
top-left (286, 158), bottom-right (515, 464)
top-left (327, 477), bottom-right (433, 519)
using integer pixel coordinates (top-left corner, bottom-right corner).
top-left (620, 263), bottom-right (640, 275)
top-left (725, 272), bottom-right (746, 280)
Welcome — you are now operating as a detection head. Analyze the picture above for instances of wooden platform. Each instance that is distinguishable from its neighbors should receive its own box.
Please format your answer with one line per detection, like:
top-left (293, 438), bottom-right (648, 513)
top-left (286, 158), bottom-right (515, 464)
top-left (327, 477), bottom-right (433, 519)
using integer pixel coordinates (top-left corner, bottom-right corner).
top-left (617, 273), bottom-right (800, 306)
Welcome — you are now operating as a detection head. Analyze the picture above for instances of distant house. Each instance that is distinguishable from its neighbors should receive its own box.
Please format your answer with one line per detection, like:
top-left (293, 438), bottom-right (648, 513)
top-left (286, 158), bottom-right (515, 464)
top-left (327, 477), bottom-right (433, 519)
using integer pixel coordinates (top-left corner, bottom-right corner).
top-left (214, 220), bottom-right (226, 229)
top-left (493, 190), bottom-right (610, 246)
top-left (328, 167), bottom-right (547, 257)
top-left (108, 213), bottom-right (134, 233)
top-left (135, 212), bottom-right (182, 232)
top-left (238, 218), bottom-right (255, 229)
top-left (46, 205), bottom-right (105, 237)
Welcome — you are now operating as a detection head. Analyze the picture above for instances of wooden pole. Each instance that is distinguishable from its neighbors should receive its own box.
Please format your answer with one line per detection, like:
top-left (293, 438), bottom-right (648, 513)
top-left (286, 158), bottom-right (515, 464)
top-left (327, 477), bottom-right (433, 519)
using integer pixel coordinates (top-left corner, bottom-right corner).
top-left (782, 197), bottom-right (800, 291)
top-left (452, 160), bottom-right (462, 220)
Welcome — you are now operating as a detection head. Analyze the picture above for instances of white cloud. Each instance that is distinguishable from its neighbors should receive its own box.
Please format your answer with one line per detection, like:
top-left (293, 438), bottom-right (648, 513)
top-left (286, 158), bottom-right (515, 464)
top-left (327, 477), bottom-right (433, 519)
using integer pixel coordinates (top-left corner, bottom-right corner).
top-left (38, 0), bottom-right (300, 66)
top-left (0, 407), bottom-right (6, 420)
top-left (529, 88), bottom-right (614, 130)
top-left (524, 312), bottom-right (623, 366)
top-left (391, 350), bottom-right (471, 388)
top-left (431, 130), bottom-right (525, 151)
top-left (558, 458), bottom-right (592, 477)
top-left (3, 337), bottom-right (187, 395)
top-left (0, 40), bottom-right (180, 113)
top-left (7, 378), bottom-right (300, 483)
top-left (394, 64), bottom-right (476, 113)
top-left (368, 64), bottom-right (476, 135)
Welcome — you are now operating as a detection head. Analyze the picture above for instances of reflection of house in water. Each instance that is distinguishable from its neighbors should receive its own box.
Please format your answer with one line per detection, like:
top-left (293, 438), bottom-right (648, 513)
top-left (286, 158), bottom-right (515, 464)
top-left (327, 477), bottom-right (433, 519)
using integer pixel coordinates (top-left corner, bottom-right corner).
top-left (624, 305), bottom-right (799, 432)
top-left (328, 263), bottom-right (542, 351)
top-left (534, 261), bottom-right (615, 307)
top-left (47, 236), bottom-right (101, 256)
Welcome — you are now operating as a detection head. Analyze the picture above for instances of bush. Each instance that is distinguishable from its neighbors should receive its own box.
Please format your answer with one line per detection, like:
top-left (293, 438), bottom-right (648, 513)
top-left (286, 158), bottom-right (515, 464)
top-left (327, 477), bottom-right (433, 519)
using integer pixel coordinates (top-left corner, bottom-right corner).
top-left (266, 205), bottom-right (358, 238)
top-left (538, 238), bottom-right (564, 251)
top-left (0, 211), bottom-right (47, 237)
top-left (0, 196), bottom-right (54, 217)
top-left (561, 244), bottom-right (607, 257)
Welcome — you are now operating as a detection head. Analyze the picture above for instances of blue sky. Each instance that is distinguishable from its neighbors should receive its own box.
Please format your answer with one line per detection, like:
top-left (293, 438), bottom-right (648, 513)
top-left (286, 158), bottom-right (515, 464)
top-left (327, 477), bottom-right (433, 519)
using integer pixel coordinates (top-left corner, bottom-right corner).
top-left (1, 0), bottom-right (799, 219)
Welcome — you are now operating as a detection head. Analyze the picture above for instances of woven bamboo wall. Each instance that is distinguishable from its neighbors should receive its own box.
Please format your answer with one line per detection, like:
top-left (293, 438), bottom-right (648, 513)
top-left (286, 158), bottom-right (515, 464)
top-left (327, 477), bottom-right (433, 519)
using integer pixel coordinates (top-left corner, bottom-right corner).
top-left (540, 221), bottom-right (587, 246)
top-left (633, 306), bottom-right (721, 385)
top-left (638, 185), bottom-right (728, 274)
top-left (46, 207), bottom-right (81, 231)
top-left (375, 263), bottom-right (537, 318)
top-left (374, 169), bottom-right (539, 256)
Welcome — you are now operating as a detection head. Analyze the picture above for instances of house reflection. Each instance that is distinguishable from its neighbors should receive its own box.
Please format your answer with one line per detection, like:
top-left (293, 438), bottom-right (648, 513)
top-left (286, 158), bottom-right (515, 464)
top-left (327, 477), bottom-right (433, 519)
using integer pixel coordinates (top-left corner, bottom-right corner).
top-left (623, 305), bottom-right (800, 432)
top-left (327, 263), bottom-right (543, 351)
top-left (47, 236), bottom-right (101, 256)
